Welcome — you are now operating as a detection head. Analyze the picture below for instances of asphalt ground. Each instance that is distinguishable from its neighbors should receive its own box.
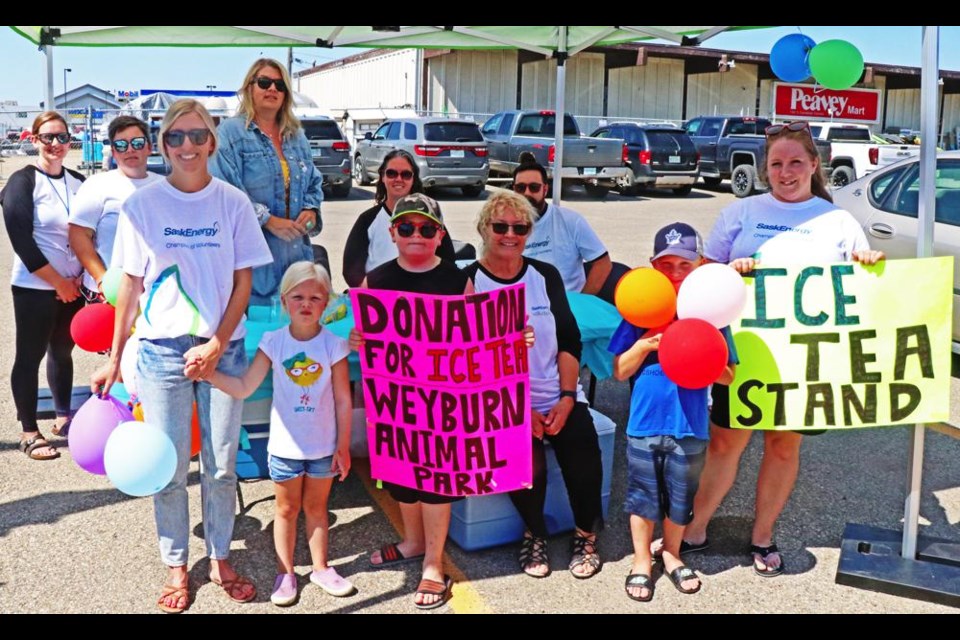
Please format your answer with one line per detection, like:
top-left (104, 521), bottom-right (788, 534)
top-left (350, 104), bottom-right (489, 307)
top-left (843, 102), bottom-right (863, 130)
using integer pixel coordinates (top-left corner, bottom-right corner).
top-left (1, 152), bottom-right (958, 614)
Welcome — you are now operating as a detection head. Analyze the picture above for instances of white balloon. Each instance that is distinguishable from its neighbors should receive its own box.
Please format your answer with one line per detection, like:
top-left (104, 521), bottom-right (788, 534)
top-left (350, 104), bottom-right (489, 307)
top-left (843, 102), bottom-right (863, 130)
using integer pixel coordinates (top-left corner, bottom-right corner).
top-left (677, 263), bottom-right (747, 329)
top-left (119, 334), bottom-right (140, 397)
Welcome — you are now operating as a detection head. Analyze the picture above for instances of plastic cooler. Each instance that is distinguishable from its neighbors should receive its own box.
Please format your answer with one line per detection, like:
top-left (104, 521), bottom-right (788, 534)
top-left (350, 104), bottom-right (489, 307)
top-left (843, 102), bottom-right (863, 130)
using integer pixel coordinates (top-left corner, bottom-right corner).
top-left (448, 408), bottom-right (617, 552)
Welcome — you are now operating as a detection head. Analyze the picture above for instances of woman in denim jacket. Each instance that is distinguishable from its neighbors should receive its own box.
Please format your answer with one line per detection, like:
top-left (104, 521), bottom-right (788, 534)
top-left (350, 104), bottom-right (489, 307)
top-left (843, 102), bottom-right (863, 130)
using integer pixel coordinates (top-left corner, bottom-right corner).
top-left (211, 58), bottom-right (322, 306)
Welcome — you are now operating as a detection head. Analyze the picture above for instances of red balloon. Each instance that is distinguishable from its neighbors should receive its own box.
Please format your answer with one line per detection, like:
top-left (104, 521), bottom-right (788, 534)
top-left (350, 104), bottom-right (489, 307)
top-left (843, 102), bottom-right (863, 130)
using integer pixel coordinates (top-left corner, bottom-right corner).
top-left (70, 303), bottom-right (116, 353)
top-left (658, 318), bottom-right (728, 389)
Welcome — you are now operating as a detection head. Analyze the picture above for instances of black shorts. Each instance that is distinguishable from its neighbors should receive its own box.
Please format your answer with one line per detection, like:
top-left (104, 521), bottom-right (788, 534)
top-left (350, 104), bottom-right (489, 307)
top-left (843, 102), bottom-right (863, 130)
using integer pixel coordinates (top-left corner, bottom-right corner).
top-left (384, 482), bottom-right (464, 505)
top-left (710, 384), bottom-right (826, 436)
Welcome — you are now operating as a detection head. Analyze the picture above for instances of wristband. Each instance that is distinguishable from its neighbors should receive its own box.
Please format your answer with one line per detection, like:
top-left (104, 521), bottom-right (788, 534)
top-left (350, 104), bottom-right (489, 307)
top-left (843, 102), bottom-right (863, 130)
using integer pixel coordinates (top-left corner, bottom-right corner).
top-left (559, 390), bottom-right (577, 400)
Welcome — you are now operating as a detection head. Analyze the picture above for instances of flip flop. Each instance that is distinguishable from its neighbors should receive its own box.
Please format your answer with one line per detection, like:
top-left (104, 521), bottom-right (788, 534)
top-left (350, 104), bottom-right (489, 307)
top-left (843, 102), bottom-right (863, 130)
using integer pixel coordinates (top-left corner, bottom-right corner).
top-left (369, 542), bottom-right (425, 568)
top-left (651, 537), bottom-right (710, 559)
top-left (210, 574), bottom-right (257, 603)
top-left (157, 584), bottom-right (190, 613)
top-left (625, 573), bottom-right (654, 602)
top-left (414, 575), bottom-right (452, 610)
top-left (750, 544), bottom-right (785, 578)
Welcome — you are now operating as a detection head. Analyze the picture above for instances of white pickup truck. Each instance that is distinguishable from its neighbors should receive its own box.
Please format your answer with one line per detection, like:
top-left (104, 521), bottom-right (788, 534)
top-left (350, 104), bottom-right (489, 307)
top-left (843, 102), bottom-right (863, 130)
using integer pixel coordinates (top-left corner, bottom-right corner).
top-left (808, 121), bottom-right (920, 187)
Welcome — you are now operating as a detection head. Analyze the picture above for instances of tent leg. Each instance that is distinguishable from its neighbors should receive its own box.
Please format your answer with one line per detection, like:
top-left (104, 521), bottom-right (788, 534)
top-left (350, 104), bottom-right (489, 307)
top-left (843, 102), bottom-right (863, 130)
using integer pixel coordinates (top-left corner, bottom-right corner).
top-left (553, 27), bottom-right (567, 207)
top-left (44, 44), bottom-right (55, 111)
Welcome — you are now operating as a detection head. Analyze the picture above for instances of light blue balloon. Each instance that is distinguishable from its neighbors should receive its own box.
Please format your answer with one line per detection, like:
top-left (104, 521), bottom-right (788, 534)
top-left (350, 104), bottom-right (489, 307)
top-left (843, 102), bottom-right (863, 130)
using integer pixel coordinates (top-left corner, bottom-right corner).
top-left (104, 421), bottom-right (177, 497)
top-left (770, 34), bottom-right (816, 83)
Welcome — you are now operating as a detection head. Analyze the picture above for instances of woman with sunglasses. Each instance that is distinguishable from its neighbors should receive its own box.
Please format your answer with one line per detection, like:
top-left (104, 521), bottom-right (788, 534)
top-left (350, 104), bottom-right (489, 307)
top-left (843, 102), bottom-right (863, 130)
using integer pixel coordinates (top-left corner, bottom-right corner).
top-left (0, 111), bottom-right (85, 460)
top-left (342, 149), bottom-right (456, 288)
top-left (211, 58), bottom-right (322, 306)
top-left (463, 190), bottom-right (604, 581)
top-left (92, 99), bottom-right (273, 613)
top-left (69, 115), bottom-right (161, 304)
top-left (676, 121), bottom-right (884, 578)
top-left (351, 192), bottom-right (472, 609)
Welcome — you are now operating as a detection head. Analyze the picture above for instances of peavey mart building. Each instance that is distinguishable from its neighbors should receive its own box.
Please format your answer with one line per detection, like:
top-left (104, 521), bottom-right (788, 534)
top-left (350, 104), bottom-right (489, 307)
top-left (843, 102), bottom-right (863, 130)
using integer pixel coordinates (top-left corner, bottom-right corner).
top-left (297, 43), bottom-right (960, 145)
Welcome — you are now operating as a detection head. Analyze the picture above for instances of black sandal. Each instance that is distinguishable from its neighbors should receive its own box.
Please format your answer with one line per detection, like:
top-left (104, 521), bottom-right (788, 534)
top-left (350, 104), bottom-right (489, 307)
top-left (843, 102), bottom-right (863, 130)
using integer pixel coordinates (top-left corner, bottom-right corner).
top-left (569, 532), bottom-right (602, 579)
top-left (518, 533), bottom-right (550, 578)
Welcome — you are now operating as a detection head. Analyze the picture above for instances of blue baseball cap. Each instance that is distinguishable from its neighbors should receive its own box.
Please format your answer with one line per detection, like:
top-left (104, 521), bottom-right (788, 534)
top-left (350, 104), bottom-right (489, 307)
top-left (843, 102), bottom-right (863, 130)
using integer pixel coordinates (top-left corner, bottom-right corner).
top-left (652, 222), bottom-right (703, 261)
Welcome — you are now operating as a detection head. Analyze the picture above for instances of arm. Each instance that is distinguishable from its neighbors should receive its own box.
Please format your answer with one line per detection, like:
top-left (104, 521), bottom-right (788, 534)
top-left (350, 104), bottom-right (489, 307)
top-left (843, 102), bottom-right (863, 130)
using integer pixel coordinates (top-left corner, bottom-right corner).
top-left (543, 351), bottom-right (579, 437)
top-left (298, 134), bottom-right (324, 234)
top-left (91, 272), bottom-right (144, 396)
top-left (183, 268), bottom-right (253, 380)
top-left (581, 253), bottom-right (612, 296)
top-left (330, 358), bottom-right (353, 480)
top-left (717, 363), bottom-right (736, 386)
top-left (612, 332), bottom-right (661, 381)
top-left (342, 206), bottom-right (377, 288)
top-left (204, 349), bottom-right (272, 399)
top-left (68, 224), bottom-right (107, 288)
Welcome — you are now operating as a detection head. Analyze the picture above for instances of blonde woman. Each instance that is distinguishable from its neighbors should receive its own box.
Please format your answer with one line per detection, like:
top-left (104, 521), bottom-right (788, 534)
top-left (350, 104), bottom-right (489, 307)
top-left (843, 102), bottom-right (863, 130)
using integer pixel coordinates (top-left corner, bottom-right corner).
top-left (93, 99), bottom-right (273, 612)
top-left (211, 58), bottom-right (322, 305)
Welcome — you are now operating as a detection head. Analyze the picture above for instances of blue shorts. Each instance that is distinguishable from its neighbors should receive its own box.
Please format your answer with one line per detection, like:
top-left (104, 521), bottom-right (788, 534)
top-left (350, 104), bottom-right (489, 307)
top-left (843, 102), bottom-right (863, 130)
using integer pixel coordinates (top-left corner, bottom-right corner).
top-left (624, 435), bottom-right (707, 525)
top-left (268, 454), bottom-right (338, 483)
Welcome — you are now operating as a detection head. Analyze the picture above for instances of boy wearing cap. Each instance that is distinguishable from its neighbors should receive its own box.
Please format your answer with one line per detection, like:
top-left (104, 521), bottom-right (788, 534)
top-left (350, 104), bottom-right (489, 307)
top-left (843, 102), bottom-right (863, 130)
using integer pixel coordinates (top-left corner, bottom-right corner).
top-left (608, 222), bottom-right (737, 603)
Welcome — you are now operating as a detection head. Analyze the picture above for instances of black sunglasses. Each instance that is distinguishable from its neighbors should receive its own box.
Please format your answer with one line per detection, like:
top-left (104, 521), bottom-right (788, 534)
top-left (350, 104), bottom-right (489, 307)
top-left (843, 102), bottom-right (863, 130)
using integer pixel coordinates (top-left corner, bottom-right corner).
top-left (513, 182), bottom-right (543, 194)
top-left (395, 221), bottom-right (441, 239)
top-left (253, 76), bottom-right (287, 92)
top-left (36, 132), bottom-right (71, 145)
top-left (111, 136), bottom-right (148, 153)
top-left (163, 128), bottom-right (212, 148)
top-left (490, 222), bottom-right (531, 237)
top-left (766, 121), bottom-right (810, 137)
top-left (384, 168), bottom-right (414, 180)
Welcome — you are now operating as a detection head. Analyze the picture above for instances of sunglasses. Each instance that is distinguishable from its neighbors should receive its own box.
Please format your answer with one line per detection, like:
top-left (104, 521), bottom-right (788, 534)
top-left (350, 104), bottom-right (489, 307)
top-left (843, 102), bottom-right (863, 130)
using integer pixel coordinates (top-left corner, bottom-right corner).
top-left (253, 76), bottom-right (287, 92)
top-left (513, 182), bottom-right (543, 194)
top-left (36, 132), bottom-right (71, 145)
top-left (765, 121), bottom-right (810, 137)
top-left (490, 222), bottom-right (531, 237)
top-left (111, 136), bottom-right (148, 153)
top-left (395, 221), bottom-right (441, 239)
top-left (163, 128), bottom-right (212, 148)
top-left (384, 168), bottom-right (414, 180)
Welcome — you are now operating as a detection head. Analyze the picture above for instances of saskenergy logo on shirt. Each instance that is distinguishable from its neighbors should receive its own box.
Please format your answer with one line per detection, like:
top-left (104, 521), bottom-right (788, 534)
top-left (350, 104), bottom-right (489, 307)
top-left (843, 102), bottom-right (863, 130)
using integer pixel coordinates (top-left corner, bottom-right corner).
top-left (755, 223), bottom-right (811, 234)
top-left (164, 222), bottom-right (220, 238)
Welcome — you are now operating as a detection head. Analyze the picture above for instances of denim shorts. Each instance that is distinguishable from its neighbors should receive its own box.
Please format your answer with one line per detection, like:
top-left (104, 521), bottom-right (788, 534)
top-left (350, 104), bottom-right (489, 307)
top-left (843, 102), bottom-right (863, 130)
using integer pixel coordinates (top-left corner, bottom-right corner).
top-left (624, 435), bottom-right (707, 525)
top-left (268, 453), bottom-right (338, 482)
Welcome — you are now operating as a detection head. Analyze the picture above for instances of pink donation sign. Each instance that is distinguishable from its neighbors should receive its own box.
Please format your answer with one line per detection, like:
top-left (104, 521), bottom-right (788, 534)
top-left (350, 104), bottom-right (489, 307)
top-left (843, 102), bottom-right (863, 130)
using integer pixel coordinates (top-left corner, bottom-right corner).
top-left (350, 284), bottom-right (532, 497)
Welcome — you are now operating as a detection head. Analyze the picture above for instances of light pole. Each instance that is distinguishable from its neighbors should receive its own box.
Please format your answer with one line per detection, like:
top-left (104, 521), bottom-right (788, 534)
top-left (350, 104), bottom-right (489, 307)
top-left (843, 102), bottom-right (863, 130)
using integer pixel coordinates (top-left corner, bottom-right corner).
top-left (206, 84), bottom-right (216, 92)
top-left (63, 68), bottom-right (72, 111)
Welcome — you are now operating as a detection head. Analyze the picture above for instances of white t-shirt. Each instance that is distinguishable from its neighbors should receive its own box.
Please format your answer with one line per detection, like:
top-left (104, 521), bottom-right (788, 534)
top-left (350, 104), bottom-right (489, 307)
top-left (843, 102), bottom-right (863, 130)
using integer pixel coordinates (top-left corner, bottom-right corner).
top-left (113, 178), bottom-right (273, 341)
top-left (705, 193), bottom-right (871, 264)
top-left (522, 203), bottom-right (608, 292)
top-left (69, 170), bottom-right (162, 291)
top-left (258, 326), bottom-right (350, 460)
top-left (365, 205), bottom-right (397, 274)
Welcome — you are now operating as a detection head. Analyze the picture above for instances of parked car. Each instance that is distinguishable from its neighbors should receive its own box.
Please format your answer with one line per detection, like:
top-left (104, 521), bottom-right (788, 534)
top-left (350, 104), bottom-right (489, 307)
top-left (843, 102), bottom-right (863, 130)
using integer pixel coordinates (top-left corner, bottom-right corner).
top-left (482, 109), bottom-right (628, 199)
top-left (589, 123), bottom-right (699, 196)
top-left (301, 116), bottom-right (353, 198)
top-left (833, 151), bottom-right (960, 358)
top-left (16, 140), bottom-right (38, 156)
top-left (807, 121), bottom-right (921, 188)
top-left (353, 117), bottom-right (489, 197)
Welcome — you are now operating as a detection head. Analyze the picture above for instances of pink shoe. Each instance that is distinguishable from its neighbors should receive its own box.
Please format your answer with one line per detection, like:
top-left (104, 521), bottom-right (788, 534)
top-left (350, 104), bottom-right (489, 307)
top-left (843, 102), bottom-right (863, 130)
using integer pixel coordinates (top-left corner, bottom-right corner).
top-left (310, 567), bottom-right (355, 597)
top-left (270, 573), bottom-right (298, 606)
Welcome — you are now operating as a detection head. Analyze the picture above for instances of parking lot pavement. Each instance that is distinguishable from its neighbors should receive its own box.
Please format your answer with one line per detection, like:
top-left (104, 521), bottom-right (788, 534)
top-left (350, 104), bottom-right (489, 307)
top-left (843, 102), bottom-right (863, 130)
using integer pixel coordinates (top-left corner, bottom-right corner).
top-left (1, 155), bottom-right (958, 613)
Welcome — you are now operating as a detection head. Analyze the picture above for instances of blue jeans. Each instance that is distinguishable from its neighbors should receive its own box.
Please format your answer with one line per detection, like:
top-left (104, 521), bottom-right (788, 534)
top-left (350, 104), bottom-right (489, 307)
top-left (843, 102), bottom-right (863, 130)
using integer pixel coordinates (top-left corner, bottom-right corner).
top-left (137, 336), bottom-right (247, 566)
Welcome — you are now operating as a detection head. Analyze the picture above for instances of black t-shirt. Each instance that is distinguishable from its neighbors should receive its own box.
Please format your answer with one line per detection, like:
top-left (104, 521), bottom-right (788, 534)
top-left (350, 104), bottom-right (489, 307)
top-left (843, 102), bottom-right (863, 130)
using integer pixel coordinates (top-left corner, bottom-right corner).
top-left (366, 258), bottom-right (468, 295)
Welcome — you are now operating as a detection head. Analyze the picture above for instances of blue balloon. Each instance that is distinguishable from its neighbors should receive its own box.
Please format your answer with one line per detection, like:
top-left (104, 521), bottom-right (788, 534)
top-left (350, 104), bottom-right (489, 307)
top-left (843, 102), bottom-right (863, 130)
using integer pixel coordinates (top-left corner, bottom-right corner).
top-left (104, 421), bottom-right (177, 497)
top-left (770, 34), bottom-right (816, 83)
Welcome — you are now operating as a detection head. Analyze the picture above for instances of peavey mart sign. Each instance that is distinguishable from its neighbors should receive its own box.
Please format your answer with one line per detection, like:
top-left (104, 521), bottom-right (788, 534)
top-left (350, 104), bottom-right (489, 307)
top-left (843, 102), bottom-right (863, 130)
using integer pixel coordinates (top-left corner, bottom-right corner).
top-left (773, 83), bottom-right (881, 124)
top-left (730, 257), bottom-right (953, 431)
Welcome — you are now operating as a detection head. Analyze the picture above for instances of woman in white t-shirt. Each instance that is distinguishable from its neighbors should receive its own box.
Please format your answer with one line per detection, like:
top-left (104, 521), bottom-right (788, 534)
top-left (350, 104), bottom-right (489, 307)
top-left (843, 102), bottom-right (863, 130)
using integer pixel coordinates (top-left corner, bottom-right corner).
top-left (92, 99), bottom-right (273, 613)
top-left (678, 122), bottom-right (884, 578)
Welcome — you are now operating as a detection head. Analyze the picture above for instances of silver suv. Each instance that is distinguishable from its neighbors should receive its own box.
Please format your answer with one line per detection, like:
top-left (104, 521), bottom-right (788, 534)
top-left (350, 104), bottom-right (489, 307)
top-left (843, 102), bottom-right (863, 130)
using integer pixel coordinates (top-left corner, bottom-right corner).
top-left (353, 117), bottom-right (489, 197)
top-left (301, 117), bottom-right (353, 198)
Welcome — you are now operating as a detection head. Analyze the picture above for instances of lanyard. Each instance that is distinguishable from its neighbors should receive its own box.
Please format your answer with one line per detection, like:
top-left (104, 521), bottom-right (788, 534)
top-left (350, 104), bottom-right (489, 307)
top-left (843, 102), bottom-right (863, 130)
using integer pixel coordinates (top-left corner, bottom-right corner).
top-left (42, 170), bottom-right (71, 215)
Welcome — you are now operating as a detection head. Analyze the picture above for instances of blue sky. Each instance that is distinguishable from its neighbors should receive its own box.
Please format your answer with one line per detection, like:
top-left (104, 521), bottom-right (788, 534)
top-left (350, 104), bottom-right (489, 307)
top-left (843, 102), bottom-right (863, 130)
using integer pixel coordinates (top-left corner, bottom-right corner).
top-left (0, 26), bottom-right (955, 106)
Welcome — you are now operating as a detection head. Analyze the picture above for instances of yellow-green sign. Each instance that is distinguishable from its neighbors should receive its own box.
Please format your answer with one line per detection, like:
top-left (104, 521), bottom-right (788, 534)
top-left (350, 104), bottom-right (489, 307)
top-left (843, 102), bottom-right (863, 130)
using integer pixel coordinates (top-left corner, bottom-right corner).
top-left (730, 257), bottom-right (953, 430)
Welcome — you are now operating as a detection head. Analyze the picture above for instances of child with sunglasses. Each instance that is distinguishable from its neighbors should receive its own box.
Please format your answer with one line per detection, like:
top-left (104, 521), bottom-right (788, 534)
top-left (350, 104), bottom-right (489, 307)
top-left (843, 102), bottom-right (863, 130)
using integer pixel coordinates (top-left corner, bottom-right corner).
top-left (350, 192), bottom-right (473, 610)
top-left (69, 115), bottom-right (161, 304)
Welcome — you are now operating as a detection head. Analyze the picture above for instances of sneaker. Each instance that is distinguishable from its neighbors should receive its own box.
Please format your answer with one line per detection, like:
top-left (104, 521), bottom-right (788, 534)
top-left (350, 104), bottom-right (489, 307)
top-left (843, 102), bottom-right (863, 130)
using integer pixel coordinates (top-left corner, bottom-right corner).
top-left (310, 567), bottom-right (355, 597)
top-left (270, 573), bottom-right (297, 606)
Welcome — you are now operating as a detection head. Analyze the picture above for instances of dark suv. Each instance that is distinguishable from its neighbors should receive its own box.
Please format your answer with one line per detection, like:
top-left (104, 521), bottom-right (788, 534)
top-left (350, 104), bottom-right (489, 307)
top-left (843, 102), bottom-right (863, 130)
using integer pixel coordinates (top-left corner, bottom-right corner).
top-left (302, 117), bottom-right (353, 198)
top-left (590, 123), bottom-right (699, 196)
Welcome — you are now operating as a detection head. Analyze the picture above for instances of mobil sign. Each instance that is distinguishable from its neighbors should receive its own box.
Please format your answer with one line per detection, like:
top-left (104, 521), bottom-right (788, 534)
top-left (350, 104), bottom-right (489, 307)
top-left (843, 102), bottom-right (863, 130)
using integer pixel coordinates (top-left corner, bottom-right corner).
top-left (773, 83), bottom-right (881, 124)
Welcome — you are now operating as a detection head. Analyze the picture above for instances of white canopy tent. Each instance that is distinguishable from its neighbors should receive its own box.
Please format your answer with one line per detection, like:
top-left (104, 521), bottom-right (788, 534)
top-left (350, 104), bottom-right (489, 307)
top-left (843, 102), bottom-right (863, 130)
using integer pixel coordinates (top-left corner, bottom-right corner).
top-left (10, 26), bottom-right (949, 584)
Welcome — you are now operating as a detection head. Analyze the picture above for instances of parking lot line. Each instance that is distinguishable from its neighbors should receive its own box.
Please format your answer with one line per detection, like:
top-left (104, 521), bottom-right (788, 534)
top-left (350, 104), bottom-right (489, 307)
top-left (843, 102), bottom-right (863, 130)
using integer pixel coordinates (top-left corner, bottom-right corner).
top-left (354, 458), bottom-right (493, 613)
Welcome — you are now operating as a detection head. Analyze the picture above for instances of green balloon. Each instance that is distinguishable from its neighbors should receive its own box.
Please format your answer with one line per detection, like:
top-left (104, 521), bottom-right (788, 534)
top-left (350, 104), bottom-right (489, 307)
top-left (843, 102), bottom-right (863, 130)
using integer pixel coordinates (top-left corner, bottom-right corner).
top-left (101, 267), bottom-right (123, 306)
top-left (809, 40), bottom-right (864, 90)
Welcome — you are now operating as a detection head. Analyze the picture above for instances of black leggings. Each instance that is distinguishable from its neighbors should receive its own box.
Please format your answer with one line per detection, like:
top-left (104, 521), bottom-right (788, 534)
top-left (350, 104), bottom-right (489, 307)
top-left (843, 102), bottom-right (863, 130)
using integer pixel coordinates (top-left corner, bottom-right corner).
top-left (11, 285), bottom-right (83, 433)
top-left (509, 402), bottom-right (604, 538)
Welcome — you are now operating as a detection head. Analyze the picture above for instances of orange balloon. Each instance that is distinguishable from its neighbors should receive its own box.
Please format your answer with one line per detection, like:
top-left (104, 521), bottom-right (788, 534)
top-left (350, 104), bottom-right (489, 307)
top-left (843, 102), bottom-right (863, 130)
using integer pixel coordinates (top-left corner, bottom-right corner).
top-left (132, 402), bottom-right (200, 457)
top-left (614, 268), bottom-right (677, 328)
top-left (132, 402), bottom-right (145, 422)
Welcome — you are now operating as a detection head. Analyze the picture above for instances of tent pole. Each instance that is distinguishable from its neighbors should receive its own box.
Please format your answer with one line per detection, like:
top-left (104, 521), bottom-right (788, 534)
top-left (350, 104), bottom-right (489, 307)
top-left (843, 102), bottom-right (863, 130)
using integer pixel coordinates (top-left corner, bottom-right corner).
top-left (45, 44), bottom-right (55, 112)
top-left (901, 25), bottom-right (939, 560)
top-left (553, 27), bottom-right (567, 207)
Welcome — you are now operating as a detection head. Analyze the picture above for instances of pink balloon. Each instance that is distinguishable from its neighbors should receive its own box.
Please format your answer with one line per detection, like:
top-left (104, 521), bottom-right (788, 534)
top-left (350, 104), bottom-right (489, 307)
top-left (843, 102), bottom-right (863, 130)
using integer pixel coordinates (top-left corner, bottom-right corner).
top-left (69, 394), bottom-right (134, 475)
top-left (658, 319), bottom-right (729, 389)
